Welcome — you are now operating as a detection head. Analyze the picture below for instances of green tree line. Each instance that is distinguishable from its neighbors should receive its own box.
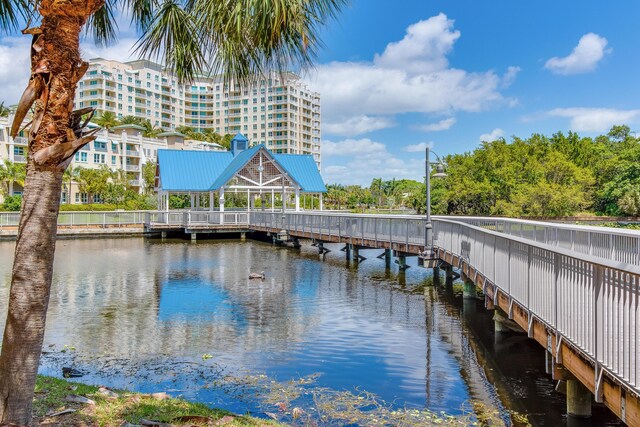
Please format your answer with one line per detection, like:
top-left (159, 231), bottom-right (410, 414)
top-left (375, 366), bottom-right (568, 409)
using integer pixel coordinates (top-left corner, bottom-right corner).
top-left (327, 125), bottom-right (640, 217)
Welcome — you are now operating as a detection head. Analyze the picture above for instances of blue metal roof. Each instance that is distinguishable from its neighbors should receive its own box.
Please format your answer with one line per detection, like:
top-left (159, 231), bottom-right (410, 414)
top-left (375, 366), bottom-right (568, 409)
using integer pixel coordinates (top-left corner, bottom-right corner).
top-left (157, 150), bottom-right (233, 191)
top-left (275, 154), bottom-right (327, 192)
top-left (157, 146), bottom-right (326, 193)
top-left (209, 144), bottom-right (263, 190)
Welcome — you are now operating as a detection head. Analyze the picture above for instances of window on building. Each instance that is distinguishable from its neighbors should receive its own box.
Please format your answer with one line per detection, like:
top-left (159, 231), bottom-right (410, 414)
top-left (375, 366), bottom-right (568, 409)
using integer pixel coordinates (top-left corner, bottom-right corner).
top-left (75, 152), bottom-right (87, 162)
top-left (93, 153), bottom-right (105, 163)
top-left (111, 155), bottom-right (117, 165)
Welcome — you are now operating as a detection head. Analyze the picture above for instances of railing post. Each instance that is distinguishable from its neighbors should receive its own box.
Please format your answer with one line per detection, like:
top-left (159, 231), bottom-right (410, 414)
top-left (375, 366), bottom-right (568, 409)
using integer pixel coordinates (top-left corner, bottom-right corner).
top-left (374, 217), bottom-right (378, 244)
top-left (593, 264), bottom-right (604, 403)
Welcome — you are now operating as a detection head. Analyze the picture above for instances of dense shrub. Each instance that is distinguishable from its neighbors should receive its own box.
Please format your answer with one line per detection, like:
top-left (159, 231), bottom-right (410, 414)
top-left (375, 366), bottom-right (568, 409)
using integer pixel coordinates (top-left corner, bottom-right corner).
top-left (1, 195), bottom-right (22, 211)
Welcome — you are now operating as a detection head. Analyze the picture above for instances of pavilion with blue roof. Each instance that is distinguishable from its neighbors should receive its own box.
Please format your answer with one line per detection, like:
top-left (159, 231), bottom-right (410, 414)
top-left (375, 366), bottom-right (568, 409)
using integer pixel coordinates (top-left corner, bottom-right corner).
top-left (155, 133), bottom-right (326, 219)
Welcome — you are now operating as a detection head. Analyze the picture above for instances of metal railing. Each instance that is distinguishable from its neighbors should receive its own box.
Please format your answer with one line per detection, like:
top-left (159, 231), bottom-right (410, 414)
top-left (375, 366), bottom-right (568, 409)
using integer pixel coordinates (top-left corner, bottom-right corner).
top-left (0, 211), bottom-right (148, 230)
top-left (249, 211), bottom-right (426, 249)
top-left (144, 210), bottom-right (249, 227)
top-left (446, 216), bottom-right (640, 265)
top-left (433, 218), bottom-right (640, 399)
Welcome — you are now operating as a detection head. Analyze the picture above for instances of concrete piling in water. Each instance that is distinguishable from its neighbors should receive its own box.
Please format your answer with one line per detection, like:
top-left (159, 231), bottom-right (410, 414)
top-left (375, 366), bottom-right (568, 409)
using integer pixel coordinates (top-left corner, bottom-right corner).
top-left (395, 253), bottom-right (409, 271)
top-left (445, 265), bottom-right (454, 289)
top-left (463, 279), bottom-right (477, 299)
top-left (493, 309), bottom-right (510, 333)
top-left (566, 379), bottom-right (592, 418)
top-left (385, 249), bottom-right (391, 268)
top-left (433, 266), bottom-right (441, 286)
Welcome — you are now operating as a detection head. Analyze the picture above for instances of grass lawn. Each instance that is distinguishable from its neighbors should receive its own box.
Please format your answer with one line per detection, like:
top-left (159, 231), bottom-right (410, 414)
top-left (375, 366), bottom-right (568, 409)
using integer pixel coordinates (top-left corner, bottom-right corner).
top-left (33, 376), bottom-right (280, 426)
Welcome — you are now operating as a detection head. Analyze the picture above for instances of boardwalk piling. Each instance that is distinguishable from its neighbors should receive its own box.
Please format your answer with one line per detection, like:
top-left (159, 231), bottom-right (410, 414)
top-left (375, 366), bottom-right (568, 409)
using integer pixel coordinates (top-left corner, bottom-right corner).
top-left (567, 379), bottom-right (592, 418)
top-left (433, 266), bottom-right (441, 286)
top-left (463, 278), bottom-right (477, 299)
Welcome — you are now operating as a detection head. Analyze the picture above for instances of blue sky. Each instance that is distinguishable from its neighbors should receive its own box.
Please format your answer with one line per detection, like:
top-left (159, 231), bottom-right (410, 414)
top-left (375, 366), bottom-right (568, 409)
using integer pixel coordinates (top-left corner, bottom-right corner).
top-left (307, 0), bottom-right (640, 184)
top-left (1, 1), bottom-right (640, 185)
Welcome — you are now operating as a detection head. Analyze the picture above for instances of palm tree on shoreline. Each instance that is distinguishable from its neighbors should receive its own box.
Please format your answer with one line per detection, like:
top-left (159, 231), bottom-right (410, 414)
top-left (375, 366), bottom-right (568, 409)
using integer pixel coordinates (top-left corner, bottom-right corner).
top-left (0, 159), bottom-right (26, 196)
top-left (0, 1), bottom-right (345, 424)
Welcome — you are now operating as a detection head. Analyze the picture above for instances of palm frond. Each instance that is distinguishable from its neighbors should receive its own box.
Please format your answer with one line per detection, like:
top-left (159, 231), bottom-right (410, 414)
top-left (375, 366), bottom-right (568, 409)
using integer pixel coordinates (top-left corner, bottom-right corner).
top-left (190, 0), bottom-right (346, 84)
top-left (0, 0), bottom-right (31, 32)
top-left (86, 0), bottom-right (118, 46)
top-left (133, 0), bottom-right (205, 83)
top-left (121, 0), bottom-right (156, 32)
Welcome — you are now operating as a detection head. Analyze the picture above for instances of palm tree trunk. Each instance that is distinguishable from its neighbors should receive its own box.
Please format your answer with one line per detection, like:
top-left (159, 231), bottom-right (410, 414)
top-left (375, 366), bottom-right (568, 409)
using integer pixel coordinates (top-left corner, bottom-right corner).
top-left (0, 1), bottom-right (103, 423)
top-left (0, 165), bottom-right (62, 423)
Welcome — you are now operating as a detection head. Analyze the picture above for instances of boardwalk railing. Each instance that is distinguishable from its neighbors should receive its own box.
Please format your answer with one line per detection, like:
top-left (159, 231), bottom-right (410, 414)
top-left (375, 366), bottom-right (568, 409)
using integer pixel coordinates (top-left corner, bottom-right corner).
top-left (434, 218), bottom-right (639, 400)
top-left (447, 216), bottom-right (640, 265)
top-left (0, 211), bottom-right (148, 229)
top-left (249, 211), bottom-right (426, 249)
top-left (144, 210), bottom-right (249, 227)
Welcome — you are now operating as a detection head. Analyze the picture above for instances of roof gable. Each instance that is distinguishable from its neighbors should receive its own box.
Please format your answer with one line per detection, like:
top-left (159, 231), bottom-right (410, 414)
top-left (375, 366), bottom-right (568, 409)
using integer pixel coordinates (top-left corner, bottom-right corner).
top-left (210, 145), bottom-right (269, 190)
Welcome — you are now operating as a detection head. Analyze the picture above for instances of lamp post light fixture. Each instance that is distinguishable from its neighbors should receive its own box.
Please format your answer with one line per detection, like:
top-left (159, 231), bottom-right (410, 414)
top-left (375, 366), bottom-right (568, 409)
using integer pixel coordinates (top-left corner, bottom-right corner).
top-left (424, 146), bottom-right (447, 260)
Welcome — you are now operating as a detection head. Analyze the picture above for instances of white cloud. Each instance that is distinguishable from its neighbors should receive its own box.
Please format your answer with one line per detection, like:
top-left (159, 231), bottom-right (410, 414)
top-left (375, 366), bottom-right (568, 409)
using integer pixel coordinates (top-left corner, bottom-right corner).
top-left (321, 138), bottom-right (424, 185)
top-left (373, 14), bottom-right (460, 74)
top-left (403, 142), bottom-right (434, 152)
top-left (479, 128), bottom-right (504, 142)
top-left (0, 37), bottom-right (32, 104)
top-left (324, 115), bottom-right (395, 136)
top-left (322, 138), bottom-right (388, 157)
top-left (547, 108), bottom-right (640, 132)
top-left (502, 66), bottom-right (521, 88)
top-left (544, 33), bottom-right (609, 75)
top-left (414, 117), bottom-right (456, 132)
top-left (310, 14), bottom-right (518, 137)
top-left (81, 38), bottom-right (138, 62)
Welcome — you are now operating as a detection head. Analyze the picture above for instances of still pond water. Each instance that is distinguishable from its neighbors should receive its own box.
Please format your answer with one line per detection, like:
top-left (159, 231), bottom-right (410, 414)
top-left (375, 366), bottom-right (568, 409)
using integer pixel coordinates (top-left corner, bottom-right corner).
top-left (0, 238), bottom-right (621, 426)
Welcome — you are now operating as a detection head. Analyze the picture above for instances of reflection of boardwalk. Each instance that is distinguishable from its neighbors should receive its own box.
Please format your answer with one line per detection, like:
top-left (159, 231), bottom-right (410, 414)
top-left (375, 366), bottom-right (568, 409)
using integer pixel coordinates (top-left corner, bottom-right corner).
top-left (423, 286), bottom-right (503, 414)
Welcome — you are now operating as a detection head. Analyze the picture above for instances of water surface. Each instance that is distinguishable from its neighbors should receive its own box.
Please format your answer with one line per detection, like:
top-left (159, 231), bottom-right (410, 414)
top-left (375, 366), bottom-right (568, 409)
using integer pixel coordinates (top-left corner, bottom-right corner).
top-left (0, 237), bottom-right (620, 425)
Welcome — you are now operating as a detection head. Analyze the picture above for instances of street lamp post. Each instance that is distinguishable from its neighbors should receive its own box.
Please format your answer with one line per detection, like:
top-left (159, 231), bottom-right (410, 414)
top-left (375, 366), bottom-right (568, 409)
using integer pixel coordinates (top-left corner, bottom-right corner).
top-left (424, 146), bottom-right (447, 259)
top-left (425, 146), bottom-right (432, 258)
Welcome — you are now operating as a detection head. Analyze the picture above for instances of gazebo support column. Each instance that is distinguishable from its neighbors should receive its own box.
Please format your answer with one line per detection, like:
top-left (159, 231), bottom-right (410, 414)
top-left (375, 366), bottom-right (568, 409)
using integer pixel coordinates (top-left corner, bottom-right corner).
top-left (320, 193), bottom-right (324, 211)
top-left (271, 189), bottom-right (275, 212)
top-left (219, 187), bottom-right (225, 225)
top-left (295, 187), bottom-right (300, 212)
top-left (209, 191), bottom-right (213, 212)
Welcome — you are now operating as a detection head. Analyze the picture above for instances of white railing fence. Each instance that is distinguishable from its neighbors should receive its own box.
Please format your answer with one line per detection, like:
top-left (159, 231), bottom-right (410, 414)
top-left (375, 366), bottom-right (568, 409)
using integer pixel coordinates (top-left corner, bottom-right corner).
top-left (433, 218), bottom-right (640, 397)
top-left (249, 211), bottom-right (426, 248)
top-left (0, 211), bottom-right (148, 229)
top-left (447, 216), bottom-right (640, 265)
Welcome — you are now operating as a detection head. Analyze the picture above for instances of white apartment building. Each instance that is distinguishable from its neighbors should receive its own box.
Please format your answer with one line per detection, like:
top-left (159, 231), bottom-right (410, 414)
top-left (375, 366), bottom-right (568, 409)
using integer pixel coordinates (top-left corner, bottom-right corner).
top-left (0, 117), bottom-right (222, 204)
top-left (74, 58), bottom-right (322, 167)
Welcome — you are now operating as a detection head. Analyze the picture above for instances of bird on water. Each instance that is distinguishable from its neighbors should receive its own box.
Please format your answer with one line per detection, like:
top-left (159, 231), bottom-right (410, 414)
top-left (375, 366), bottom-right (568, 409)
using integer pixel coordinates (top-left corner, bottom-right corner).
top-left (249, 271), bottom-right (265, 279)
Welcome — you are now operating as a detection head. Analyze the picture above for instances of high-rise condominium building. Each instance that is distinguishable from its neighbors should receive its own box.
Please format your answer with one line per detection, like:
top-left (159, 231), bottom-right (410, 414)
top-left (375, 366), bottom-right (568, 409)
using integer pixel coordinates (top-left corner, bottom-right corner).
top-left (74, 58), bottom-right (322, 167)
